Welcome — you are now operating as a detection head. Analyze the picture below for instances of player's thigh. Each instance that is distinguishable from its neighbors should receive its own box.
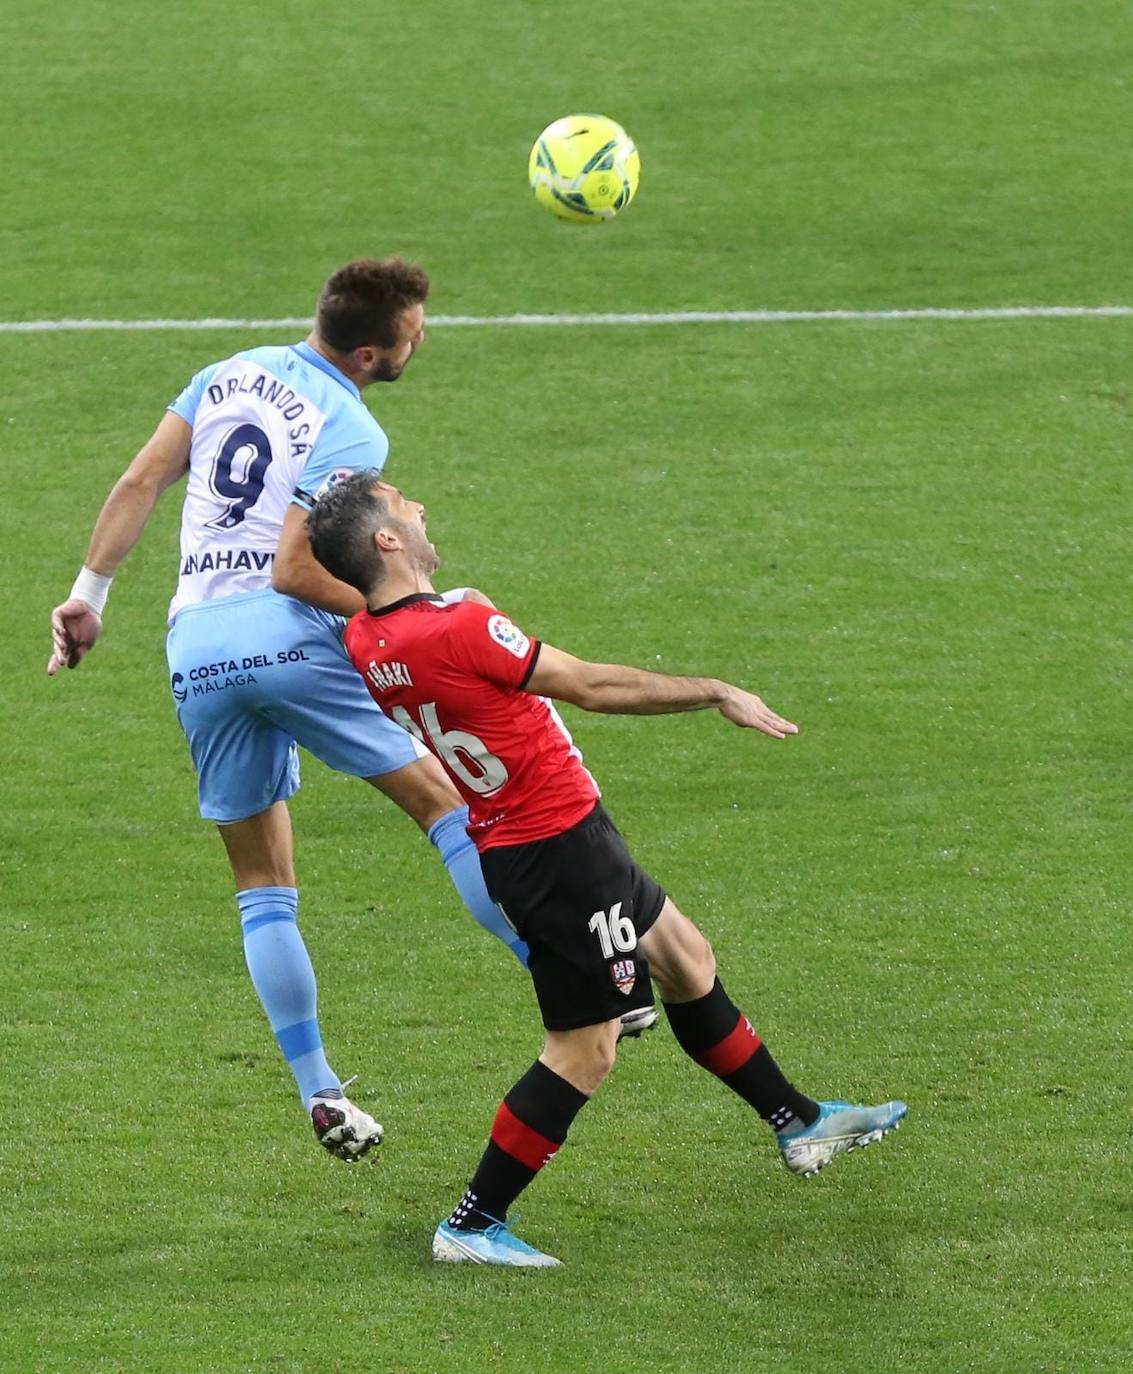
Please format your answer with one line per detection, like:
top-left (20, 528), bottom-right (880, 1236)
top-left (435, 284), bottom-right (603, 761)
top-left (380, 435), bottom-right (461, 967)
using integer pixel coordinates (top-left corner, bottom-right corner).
top-left (167, 610), bottom-right (300, 823)
top-left (259, 612), bottom-right (428, 780)
top-left (637, 898), bottom-right (716, 1004)
top-left (479, 805), bottom-right (666, 1032)
top-left (366, 753), bottom-right (463, 832)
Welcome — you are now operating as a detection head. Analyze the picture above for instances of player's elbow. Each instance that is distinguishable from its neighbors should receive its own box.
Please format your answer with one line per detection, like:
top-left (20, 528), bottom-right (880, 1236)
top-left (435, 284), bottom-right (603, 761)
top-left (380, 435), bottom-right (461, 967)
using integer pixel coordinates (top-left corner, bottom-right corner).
top-left (271, 557), bottom-right (303, 598)
top-left (548, 683), bottom-right (604, 714)
top-left (119, 425), bottom-right (190, 497)
top-left (111, 464), bottom-right (166, 505)
top-left (542, 659), bottom-right (607, 712)
top-left (557, 682), bottom-right (600, 712)
top-left (567, 666), bottom-right (622, 713)
top-left (263, 549), bottom-right (300, 599)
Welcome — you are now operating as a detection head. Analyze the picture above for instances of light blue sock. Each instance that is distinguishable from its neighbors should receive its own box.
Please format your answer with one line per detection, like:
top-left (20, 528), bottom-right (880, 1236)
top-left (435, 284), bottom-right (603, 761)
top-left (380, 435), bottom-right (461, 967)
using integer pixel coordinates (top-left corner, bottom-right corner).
top-left (427, 807), bottom-right (530, 967)
top-left (237, 886), bottom-right (342, 1106)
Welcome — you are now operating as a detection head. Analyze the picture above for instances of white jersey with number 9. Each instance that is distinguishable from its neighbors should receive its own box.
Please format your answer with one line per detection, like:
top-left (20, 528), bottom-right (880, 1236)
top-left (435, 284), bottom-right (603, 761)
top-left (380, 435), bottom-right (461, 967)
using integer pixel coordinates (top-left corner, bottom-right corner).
top-left (167, 342), bottom-right (388, 622)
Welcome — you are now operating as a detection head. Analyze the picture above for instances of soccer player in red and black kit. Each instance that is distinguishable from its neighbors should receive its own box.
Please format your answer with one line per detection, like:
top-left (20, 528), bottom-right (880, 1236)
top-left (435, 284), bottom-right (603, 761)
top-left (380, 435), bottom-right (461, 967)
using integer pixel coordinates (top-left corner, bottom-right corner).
top-left (308, 472), bottom-right (908, 1268)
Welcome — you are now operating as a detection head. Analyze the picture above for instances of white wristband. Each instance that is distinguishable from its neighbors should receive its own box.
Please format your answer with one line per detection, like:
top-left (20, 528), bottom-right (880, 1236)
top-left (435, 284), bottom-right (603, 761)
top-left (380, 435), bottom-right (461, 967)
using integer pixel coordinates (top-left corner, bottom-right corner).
top-left (70, 566), bottom-right (113, 615)
top-left (438, 587), bottom-right (472, 605)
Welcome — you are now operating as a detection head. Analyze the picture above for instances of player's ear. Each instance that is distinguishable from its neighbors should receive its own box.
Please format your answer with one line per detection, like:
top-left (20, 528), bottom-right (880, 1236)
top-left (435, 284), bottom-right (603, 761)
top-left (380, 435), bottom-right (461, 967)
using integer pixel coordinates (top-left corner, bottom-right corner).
top-left (375, 526), bottom-right (401, 552)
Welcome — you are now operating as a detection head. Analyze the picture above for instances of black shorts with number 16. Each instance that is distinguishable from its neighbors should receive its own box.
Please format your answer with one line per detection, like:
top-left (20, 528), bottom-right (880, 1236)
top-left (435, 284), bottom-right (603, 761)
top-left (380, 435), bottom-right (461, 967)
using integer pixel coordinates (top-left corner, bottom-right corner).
top-left (479, 803), bottom-right (667, 1031)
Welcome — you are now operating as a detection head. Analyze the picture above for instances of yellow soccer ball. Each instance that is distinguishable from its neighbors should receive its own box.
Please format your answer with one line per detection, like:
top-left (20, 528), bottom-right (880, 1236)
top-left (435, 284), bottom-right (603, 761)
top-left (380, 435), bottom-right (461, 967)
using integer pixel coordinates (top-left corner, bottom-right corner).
top-left (528, 114), bottom-right (641, 224)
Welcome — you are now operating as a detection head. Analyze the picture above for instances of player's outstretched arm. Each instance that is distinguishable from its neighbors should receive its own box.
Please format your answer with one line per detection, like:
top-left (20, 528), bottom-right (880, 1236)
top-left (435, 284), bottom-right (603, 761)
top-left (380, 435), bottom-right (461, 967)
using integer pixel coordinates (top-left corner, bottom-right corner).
top-left (47, 411), bottom-right (191, 675)
top-left (525, 644), bottom-right (798, 739)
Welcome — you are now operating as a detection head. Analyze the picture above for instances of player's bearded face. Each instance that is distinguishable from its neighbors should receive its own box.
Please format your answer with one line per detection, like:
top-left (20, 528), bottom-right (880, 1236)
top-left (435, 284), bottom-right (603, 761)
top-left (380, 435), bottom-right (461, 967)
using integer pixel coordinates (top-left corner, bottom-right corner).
top-left (367, 352), bottom-right (406, 383)
top-left (366, 306), bottom-right (425, 383)
top-left (398, 515), bottom-right (439, 574)
top-left (417, 523), bottom-right (441, 574)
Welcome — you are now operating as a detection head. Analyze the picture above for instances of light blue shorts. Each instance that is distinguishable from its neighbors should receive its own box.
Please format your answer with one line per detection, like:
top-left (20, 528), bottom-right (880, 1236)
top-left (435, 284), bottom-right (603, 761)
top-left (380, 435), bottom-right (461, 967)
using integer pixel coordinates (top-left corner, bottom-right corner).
top-left (166, 588), bottom-right (425, 823)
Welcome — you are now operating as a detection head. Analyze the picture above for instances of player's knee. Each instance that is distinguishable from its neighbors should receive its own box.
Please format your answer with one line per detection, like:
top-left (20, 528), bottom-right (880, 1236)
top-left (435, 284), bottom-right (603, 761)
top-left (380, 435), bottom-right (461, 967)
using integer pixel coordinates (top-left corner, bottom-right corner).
top-left (652, 932), bottom-right (716, 1004)
top-left (680, 936), bottom-right (716, 1000)
top-left (699, 936), bottom-right (718, 988)
top-left (590, 1031), bottom-right (619, 1084)
top-left (542, 1023), bottom-right (618, 1095)
top-left (571, 1030), bottom-right (617, 1093)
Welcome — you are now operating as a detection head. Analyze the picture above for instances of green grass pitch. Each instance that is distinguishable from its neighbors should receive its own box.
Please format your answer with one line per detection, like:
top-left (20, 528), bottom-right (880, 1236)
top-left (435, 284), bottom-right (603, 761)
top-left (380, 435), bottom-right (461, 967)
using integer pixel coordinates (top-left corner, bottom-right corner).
top-left (1, 2), bottom-right (1131, 1371)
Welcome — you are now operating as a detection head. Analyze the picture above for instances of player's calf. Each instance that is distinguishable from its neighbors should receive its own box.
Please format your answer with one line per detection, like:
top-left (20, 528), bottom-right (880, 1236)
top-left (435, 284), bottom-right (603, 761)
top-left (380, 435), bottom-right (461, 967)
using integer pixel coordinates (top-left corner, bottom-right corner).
top-left (659, 971), bottom-right (908, 1175)
top-left (440, 1059), bottom-right (590, 1239)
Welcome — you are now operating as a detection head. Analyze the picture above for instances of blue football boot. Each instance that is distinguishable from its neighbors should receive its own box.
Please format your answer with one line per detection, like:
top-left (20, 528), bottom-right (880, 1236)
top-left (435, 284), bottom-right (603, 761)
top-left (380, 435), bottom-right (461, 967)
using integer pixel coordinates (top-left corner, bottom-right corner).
top-left (778, 1099), bottom-right (908, 1177)
top-left (431, 1219), bottom-right (561, 1268)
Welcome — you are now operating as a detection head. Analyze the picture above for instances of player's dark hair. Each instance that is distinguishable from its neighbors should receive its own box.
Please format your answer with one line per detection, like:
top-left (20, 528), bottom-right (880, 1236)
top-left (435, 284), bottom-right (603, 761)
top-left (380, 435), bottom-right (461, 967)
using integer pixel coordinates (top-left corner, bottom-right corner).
top-left (315, 257), bottom-right (430, 351)
top-left (308, 471), bottom-right (391, 595)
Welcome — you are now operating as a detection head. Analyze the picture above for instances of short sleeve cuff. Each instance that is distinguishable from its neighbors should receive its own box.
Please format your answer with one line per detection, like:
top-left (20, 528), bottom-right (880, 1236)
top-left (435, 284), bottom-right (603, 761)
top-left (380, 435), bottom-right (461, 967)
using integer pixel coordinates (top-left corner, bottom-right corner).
top-left (518, 641), bottom-right (542, 689)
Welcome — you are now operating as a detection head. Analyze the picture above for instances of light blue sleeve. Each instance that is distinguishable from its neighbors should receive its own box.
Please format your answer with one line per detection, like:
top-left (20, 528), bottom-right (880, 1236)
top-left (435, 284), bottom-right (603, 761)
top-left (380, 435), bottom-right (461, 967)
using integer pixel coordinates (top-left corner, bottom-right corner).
top-left (168, 362), bottom-right (223, 425)
top-left (291, 416), bottom-right (390, 510)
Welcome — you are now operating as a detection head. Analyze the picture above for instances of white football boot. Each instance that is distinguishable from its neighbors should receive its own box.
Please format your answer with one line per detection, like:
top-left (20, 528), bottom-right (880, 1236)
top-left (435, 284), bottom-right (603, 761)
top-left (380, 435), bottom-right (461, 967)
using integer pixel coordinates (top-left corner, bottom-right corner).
top-left (309, 1086), bottom-right (384, 1161)
top-left (617, 1006), bottom-right (659, 1040)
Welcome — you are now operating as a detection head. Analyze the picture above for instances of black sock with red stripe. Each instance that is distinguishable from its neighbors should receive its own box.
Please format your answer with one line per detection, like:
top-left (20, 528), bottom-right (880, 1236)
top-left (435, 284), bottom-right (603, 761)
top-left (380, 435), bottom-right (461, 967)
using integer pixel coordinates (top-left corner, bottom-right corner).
top-left (664, 978), bottom-right (820, 1131)
top-left (447, 1060), bottom-right (589, 1232)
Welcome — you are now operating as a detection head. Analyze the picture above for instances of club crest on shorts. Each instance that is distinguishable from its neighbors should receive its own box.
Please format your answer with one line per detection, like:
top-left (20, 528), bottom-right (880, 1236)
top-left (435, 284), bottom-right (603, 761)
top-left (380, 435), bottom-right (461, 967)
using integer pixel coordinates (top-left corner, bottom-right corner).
top-left (610, 958), bottom-right (636, 995)
top-left (487, 614), bottom-right (530, 659)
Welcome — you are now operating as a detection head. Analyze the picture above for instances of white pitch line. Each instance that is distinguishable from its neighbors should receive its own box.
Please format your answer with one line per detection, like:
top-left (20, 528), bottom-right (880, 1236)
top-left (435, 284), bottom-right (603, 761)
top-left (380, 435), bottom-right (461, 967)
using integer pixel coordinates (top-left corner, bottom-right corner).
top-left (1, 306), bottom-right (1133, 334)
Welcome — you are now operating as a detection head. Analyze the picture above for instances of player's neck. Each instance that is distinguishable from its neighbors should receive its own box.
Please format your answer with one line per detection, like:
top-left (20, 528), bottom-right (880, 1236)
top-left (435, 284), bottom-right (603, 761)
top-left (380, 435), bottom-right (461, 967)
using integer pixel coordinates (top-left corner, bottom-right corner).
top-left (305, 332), bottom-right (370, 389)
top-left (366, 569), bottom-right (437, 612)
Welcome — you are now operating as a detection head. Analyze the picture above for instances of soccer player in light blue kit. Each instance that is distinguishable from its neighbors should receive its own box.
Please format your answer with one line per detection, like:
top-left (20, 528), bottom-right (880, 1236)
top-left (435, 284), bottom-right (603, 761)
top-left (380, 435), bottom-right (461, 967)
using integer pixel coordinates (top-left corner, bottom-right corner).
top-left (47, 258), bottom-right (537, 1160)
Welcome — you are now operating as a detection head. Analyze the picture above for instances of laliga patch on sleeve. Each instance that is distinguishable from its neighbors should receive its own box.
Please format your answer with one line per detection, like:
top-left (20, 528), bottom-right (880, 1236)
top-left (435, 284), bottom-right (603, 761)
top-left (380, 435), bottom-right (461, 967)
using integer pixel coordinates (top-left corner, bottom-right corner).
top-left (315, 468), bottom-right (356, 500)
top-left (487, 614), bottom-right (530, 659)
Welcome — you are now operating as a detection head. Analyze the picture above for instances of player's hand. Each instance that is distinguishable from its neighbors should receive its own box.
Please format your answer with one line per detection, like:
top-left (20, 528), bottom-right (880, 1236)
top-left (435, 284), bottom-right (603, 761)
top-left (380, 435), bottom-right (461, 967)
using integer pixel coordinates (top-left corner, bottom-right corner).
top-left (460, 587), bottom-right (496, 608)
top-left (438, 586), bottom-right (496, 608)
top-left (717, 685), bottom-right (798, 738)
top-left (47, 599), bottom-right (103, 675)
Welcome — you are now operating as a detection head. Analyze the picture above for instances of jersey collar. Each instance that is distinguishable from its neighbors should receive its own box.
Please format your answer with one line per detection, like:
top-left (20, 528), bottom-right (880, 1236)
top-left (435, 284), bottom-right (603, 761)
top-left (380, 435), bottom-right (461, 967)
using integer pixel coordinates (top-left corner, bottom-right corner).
top-left (367, 591), bottom-right (445, 617)
top-left (289, 341), bottom-right (361, 399)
